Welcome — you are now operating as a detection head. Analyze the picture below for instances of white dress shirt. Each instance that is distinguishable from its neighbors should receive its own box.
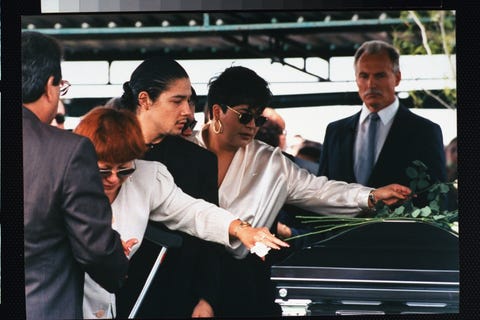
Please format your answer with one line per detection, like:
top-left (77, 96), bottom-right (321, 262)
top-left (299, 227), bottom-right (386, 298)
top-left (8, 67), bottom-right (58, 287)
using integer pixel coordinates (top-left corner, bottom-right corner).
top-left (189, 129), bottom-right (373, 259)
top-left (83, 160), bottom-right (237, 319)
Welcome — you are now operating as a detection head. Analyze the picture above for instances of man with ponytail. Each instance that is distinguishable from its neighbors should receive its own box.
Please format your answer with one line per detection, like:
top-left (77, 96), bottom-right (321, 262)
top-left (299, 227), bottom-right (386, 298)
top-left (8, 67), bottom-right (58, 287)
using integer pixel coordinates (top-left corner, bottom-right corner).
top-left (114, 57), bottom-right (223, 318)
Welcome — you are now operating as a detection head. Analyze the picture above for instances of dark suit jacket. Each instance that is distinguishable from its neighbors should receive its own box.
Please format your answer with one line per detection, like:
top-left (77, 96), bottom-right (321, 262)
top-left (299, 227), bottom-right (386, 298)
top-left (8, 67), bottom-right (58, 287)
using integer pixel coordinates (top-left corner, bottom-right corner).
top-left (23, 107), bottom-right (128, 319)
top-left (319, 105), bottom-right (446, 202)
top-left (116, 135), bottom-right (221, 318)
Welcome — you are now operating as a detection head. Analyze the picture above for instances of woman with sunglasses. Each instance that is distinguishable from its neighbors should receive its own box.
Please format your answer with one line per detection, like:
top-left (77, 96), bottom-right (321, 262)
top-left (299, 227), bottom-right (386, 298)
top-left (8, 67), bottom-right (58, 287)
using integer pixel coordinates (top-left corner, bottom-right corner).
top-left (73, 106), bottom-right (288, 319)
top-left (187, 65), bottom-right (413, 317)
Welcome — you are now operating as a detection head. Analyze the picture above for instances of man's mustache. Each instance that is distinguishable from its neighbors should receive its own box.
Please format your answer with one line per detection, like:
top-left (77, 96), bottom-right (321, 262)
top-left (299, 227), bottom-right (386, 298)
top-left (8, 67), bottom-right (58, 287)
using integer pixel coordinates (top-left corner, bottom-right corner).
top-left (363, 89), bottom-right (383, 96)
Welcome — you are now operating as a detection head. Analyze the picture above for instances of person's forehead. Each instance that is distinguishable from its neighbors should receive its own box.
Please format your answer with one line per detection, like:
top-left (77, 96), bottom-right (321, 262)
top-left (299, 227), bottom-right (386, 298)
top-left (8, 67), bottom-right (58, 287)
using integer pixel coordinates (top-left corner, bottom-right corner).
top-left (163, 78), bottom-right (192, 96)
top-left (97, 160), bottom-right (131, 167)
top-left (357, 52), bottom-right (393, 69)
top-left (236, 104), bottom-right (264, 115)
top-left (168, 77), bottom-right (191, 86)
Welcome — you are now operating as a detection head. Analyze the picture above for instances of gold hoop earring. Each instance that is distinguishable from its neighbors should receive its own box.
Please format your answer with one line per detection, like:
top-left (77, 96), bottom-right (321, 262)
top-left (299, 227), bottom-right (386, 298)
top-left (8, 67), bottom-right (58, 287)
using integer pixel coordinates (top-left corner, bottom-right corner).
top-left (213, 119), bottom-right (223, 134)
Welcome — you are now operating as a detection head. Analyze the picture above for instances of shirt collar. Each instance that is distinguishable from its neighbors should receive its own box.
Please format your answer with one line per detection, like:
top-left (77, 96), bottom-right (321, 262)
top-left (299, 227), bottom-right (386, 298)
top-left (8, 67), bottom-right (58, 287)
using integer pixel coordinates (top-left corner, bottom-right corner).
top-left (359, 97), bottom-right (399, 125)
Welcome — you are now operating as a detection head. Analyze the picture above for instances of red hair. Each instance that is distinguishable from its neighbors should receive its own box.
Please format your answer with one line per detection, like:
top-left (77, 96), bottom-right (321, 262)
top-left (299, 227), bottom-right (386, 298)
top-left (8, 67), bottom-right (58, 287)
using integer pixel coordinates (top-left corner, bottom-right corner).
top-left (74, 106), bottom-right (147, 163)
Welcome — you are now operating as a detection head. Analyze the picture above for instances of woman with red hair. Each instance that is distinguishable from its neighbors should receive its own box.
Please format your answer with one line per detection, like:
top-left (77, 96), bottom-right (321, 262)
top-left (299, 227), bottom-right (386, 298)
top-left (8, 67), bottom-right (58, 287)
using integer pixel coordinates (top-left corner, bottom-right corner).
top-left (74, 106), bottom-right (288, 319)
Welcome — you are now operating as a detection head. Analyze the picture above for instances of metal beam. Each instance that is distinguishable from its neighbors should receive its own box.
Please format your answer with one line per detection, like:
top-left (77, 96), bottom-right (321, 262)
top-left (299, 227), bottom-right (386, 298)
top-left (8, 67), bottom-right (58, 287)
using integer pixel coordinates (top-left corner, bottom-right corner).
top-left (24, 17), bottom-right (445, 37)
top-left (272, 57), bottom-right (327, 81)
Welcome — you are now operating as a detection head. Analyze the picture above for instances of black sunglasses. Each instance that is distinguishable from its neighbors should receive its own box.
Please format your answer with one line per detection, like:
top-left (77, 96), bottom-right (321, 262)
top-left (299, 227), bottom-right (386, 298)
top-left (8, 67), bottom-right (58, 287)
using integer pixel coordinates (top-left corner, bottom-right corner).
top-left (226, 105), bottom-right (267, 127)
top-left (182, 119), bottom-right (198, 131)
top-left (99, 163), bottom-right (136, 179)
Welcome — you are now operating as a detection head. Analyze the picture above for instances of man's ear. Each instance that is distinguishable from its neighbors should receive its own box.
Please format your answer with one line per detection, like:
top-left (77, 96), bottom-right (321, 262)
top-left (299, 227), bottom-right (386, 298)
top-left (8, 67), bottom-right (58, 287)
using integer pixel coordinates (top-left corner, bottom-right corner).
top-left (137, 91), bottom-right (151, 110)
top-left (44, 76), bottom-right (57, 102)
top-left (395, 71), bottom-right (402, 87)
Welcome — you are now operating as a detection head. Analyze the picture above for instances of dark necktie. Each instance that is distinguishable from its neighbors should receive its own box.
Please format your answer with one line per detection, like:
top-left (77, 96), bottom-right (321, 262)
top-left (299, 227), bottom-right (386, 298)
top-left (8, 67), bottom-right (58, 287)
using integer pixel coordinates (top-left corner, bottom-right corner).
top-left (357, 112), bottom-right (380, 185)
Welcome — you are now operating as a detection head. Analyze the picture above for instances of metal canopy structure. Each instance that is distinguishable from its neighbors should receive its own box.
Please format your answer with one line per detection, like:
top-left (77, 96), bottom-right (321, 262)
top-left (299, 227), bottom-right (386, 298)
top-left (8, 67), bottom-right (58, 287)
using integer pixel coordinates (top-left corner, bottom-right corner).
top-left (21, 11), bottom-right (441, 62)
top-left (21, 11), bottom-right (455, 111)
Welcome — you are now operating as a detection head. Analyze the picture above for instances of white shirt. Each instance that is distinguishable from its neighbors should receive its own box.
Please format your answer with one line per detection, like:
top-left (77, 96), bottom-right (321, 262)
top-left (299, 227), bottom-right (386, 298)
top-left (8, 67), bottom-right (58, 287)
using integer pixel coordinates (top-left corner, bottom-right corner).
top-left (354, 97), bottom-right (399, 179)
top-left (83, 160), bottom-right (237, 319)
top-left (189, 129), bottom-right (373, 259)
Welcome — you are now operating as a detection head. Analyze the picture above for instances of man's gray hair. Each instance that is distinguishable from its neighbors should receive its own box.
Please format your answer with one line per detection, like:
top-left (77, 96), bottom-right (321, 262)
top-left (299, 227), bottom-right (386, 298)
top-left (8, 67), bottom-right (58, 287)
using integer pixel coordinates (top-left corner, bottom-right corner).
top-left (354, 40), bottom-right (400, 73)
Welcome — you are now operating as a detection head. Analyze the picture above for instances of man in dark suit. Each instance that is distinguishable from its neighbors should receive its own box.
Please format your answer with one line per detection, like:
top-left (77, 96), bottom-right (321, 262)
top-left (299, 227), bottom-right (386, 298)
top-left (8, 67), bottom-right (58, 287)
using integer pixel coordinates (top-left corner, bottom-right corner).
top-left (112, 59), bottom-right (222, 318)
top-left (129, 135), bottom-right (222, 318)
top-left (22, 31), bottom-right (129, 319)
top-left (319, 40), bottom-right (446, 205)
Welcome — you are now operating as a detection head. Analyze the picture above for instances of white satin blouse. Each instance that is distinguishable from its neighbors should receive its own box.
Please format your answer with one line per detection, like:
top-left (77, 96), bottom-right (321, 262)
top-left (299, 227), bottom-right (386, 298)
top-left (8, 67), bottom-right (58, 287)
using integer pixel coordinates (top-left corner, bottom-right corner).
top-left (189, 129), bottom-right (373, 259)
top-left (83, 160), bottom-right (237, 318)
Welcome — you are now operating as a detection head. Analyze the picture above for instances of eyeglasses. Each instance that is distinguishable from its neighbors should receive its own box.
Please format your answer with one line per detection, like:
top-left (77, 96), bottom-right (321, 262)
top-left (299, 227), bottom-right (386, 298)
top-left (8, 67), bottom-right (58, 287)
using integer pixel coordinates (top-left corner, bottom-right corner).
top-left (226, 105), bottom-right (267, 127)
top-left (59, 80), bottom-right (71, 96)
top-left (99, 163), bottom-right (136, 179)
top-left (182, 118), bottom-right (198, 131)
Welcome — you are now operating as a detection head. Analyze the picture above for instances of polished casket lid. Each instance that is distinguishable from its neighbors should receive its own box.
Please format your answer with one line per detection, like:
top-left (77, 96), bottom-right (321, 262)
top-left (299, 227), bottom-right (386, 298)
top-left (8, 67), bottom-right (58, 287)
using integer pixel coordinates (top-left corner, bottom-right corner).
top-left (271, 221), bottom-right (459, 315)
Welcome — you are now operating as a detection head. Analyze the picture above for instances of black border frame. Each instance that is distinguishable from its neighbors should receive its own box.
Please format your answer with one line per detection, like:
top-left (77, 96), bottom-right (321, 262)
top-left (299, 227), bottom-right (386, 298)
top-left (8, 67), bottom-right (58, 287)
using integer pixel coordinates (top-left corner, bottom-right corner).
top-left (3, 1), bottom-right (478, 319)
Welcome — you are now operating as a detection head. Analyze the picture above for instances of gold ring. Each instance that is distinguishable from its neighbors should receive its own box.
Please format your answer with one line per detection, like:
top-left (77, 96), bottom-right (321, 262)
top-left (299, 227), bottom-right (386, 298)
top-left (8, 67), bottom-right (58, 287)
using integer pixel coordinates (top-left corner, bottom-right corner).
top-left (260, 234), bottom-right (267, 241)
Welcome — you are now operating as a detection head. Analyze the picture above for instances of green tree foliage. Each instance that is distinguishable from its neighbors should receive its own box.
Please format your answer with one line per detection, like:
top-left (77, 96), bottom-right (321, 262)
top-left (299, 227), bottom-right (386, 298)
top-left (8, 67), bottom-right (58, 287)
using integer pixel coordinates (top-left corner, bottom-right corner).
top-left (393, 11), bottom-right (456, 109)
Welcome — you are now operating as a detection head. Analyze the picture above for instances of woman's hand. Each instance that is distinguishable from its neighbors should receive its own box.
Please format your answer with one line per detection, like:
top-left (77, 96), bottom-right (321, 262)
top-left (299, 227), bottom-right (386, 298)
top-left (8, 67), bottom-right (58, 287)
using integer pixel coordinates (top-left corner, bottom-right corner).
top-left (372, 184), bottom-right (413, 206)
top-left (229, 219), bottom-right (289, 258)
top-left (121, 238), bottom-right (138, 257)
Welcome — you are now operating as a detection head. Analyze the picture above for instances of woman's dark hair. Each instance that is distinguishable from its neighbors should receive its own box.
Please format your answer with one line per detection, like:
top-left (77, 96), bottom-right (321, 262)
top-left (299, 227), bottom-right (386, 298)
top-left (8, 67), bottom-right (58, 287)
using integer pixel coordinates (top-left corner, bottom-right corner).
top-left (120, 57), bottom-right (189, 112)
top-left (255, 120), bottom-right (283, 147)
top-left (207, 66), bottom-right (272, 119)
top-left (22, 31), bottom-right (63, 103)
top-left (189, 86), bottom-right (198, 110)
top-left (104, 96), bottom-right (124, 110)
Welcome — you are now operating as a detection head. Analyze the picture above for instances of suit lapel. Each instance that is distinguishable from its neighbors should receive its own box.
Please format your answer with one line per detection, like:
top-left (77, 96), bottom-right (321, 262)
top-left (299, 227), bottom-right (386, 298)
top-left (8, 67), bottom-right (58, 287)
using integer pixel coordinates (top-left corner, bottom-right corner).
top-left (342, 113), bottom-right (360, 181)
top-left (376, 105), bottom-right (409, 160)
top-left (370, 105), bottom-right (410, 183)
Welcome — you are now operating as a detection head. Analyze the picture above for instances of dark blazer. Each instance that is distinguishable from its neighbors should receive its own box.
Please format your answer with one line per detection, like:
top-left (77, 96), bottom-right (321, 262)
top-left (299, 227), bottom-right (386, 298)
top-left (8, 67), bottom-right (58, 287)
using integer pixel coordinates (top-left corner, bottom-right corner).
top-left (23, 107), bottom-right (128, 319)
top-left (116, 135), bottom-right (221, 318)
top-left (319, 105), bottom-right (446, 198)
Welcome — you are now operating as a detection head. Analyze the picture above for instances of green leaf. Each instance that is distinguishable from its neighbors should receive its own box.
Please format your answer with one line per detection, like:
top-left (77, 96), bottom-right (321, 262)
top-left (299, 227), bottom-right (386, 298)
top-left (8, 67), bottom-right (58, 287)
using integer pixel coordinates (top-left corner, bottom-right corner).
top-left (406, 167), bottom-right (418, 179)
top-left (418, 179), bottom-right (430, 190)
top-left (433, 215), bottom-right (446, 221)
top-left (439, 184), bottom-right (450, 193)
top-left (393, 206), bottom-right (405, 216)
top-left (413, 160), bottom-right (428, 170)
top-left (429, 200), bottom-right (440, 212)
top-left (420, 206), bottom-right (432, 217)
top-left (403, 201), bottom-right (414, 212)
top-left (409, 180), bottom-right (417, 191)
top-left (411, 209), bottom-right (421, 218)
top-left (375, 207), bottom-right (390, 217)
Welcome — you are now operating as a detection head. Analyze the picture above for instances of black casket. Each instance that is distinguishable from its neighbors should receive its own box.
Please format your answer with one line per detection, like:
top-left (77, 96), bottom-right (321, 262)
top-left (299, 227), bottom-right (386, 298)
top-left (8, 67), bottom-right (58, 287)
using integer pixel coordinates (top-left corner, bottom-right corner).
top-left (271, 221), bottom-right (459, 316)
